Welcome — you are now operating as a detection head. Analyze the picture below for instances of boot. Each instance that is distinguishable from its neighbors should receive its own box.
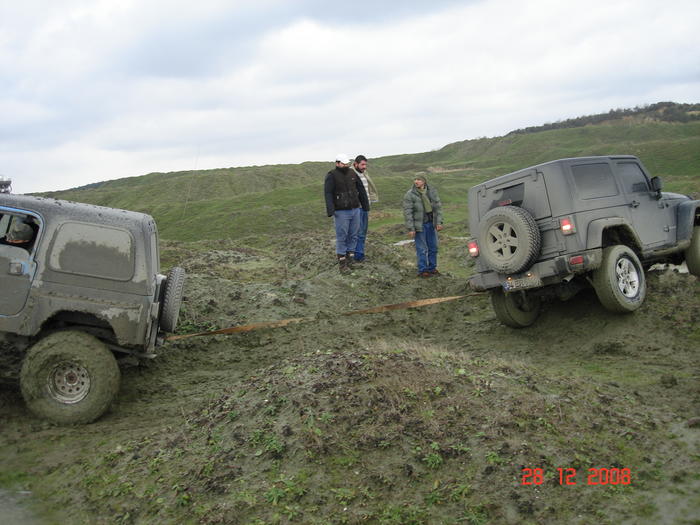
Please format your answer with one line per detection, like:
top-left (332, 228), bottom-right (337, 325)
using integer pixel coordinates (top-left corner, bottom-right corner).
top-left (346, 251), bottom-right (363, 269)
top-left (338, 254), bottom-right (350, 274)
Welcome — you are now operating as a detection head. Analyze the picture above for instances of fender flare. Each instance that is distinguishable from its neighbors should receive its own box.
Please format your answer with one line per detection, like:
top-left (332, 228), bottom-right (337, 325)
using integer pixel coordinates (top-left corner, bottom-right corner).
top-left (585, 217), bottom-right (642, 250)
top-left (676, 200), bottom-right (700, 242)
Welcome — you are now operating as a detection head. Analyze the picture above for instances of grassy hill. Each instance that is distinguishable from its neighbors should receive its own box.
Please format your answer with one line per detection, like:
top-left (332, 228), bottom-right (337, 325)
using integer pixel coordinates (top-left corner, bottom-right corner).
top-left (41, 108), bottom-right (700, 246)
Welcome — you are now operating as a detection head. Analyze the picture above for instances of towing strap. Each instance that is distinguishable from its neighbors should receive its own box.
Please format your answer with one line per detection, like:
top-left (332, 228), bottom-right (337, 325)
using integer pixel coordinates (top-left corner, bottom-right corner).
top-left (165, 293), bottom-right (483, 342)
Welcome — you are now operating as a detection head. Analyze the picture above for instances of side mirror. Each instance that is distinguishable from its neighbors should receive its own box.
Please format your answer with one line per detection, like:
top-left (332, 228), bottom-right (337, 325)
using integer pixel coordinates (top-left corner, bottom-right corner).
top-left (650, 176), bottom-right (662, 199)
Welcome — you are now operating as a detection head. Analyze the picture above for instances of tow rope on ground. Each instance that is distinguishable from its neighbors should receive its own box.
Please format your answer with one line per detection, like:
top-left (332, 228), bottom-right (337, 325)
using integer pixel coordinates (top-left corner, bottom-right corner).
top-left (165, 293), bottom-right (484, 341)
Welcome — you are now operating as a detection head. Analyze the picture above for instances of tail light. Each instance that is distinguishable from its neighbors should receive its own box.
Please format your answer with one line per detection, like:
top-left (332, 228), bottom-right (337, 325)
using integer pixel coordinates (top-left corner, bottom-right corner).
top-left (560, 217), bottom-right (576, 235)
top-left (569, 255), bottom-right (584, 266)
top-left (467, 240), bottom-right (479, 257)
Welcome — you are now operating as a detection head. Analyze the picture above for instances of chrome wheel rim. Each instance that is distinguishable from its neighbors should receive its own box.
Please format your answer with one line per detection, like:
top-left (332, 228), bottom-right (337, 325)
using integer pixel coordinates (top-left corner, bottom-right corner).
top-left (487, 222), bottom-right (519, 261)
top-left (615, 257), bottom-right (640, 298)
top-left (47, 362), bottom-right (91, 404)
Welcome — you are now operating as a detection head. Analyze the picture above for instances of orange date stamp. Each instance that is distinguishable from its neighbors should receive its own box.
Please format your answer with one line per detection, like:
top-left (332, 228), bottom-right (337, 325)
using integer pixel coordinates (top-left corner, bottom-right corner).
top-left (521, 467), bottom-right (632, 486)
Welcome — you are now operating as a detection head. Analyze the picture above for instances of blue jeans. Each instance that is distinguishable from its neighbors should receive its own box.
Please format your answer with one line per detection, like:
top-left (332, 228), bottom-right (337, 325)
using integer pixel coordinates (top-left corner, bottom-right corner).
top-left (414, 221), bottom-right (438, 273)
top-left (354, 209), bottom-right (369, 261)
top-left (334, 208), bottom-right (361, 255)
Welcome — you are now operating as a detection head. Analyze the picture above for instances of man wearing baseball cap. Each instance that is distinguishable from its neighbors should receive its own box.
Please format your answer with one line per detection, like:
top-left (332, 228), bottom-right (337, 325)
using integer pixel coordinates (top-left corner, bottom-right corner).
top-left (324, 153), bottom-right (369, 273)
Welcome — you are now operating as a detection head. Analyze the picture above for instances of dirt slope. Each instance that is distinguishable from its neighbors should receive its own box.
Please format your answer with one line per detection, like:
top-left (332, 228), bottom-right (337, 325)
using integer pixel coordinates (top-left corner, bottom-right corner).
top-left (1, 233), bottom-right (699, 524)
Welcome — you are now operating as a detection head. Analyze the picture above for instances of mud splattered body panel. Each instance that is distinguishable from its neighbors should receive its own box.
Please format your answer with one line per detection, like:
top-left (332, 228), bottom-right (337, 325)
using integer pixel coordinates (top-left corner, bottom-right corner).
top-left (0, 194), bottom-right (161, 350)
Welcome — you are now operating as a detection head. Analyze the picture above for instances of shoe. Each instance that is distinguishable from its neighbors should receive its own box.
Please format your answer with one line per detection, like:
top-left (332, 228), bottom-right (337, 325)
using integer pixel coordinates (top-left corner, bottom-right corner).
top-left (418, 271), bottom-right (432, 278)
top-left (346, 252), bottom-right (363, 269)
top-left (338, 255), bottom-right (350, 274)
top-left (429, 269), bottom-right (441, 275)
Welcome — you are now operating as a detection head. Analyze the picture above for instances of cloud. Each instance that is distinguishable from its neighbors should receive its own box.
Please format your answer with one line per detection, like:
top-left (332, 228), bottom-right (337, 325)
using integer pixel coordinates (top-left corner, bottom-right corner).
top-left (1, 0), bottom-right (699, 194)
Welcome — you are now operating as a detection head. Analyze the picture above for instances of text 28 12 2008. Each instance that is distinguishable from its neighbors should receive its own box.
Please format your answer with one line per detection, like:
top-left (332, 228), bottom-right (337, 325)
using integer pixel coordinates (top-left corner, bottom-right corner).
top-left (521, 467), bottom-right (632, 486)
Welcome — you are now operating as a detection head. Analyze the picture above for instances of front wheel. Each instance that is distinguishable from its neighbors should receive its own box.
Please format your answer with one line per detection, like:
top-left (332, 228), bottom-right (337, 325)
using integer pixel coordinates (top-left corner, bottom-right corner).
top-left (490, 288), bottom-right (541, 328)
top-left (592, 245), bottom-right (646, 313)
top-left (20, 331), bottom-right (120, 425)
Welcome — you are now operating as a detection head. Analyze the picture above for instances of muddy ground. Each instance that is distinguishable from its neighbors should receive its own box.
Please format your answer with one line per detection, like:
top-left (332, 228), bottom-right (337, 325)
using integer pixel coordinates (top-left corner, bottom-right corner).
top-left (1, 231), bottom-right (699, 524)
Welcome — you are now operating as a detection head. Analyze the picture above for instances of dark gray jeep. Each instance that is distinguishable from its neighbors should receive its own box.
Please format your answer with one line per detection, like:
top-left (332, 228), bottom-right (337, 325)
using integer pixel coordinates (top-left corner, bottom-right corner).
top-left (0, 189), bottom-right (185, 423)
top-left (467, 156), bottom-right (700, 327)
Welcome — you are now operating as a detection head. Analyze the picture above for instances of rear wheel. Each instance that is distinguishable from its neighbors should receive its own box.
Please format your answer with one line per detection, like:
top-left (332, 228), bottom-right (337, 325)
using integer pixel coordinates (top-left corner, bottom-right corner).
top-left (592, 245), bottom-right (646, 313)
top-left (20, 331), bottom-right (120, 425)
top-left (490, 288), bottom-right (541, 328)
top-left (685, 226), bottom-right (700, 276)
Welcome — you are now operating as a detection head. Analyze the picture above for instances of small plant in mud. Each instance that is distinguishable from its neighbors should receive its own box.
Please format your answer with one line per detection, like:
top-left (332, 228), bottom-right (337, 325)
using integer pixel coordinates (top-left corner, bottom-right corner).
top-left (472, 387), bottom-right (485, 397)
top-left (485, 451), bottom-right (506, 465)
top-left (424, 488), bottom-right (446, 506)
top-left (462, 505), bottom-right (490, 525)
top-left (250, 429), bottom-right (285, 457)
top-left (423, 443), bottom-right (444, 469)
top-left (378, 505), bottom-right (429, 524)
top-left (450, 482), bottom-right (472, 501)
top-left (331, 487), bottom-right (357, 505)
top-left (264, 486), bottom-right (286, 505)
top-left (318, 411), bottom-right (335, 424)
top-left (262, 474), bottom-right (308, 506)
top-left (450, 442), bottom-right (471, 455)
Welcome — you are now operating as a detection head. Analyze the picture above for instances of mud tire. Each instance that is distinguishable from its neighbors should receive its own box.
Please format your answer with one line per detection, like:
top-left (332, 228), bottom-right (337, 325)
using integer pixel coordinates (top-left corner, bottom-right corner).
top-left (490, 288), bottom-right (541, 328)
top-left (478, 206), bottom-right (541, 274)
top-left (685, 226), bottom-right (700, 276)
top-left (20, 331), bottom-right (120, 425)
top-left (160, 266), bottom-right (186, 333)
top-left (592, 245), bottom-right (646, 313)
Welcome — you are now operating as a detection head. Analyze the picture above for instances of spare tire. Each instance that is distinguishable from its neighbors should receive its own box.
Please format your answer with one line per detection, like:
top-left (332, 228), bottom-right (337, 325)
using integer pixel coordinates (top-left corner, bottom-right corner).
top-left (478, 206), bottom-right (541, 274)
top-left (160, 266), bottom-right (186, 333)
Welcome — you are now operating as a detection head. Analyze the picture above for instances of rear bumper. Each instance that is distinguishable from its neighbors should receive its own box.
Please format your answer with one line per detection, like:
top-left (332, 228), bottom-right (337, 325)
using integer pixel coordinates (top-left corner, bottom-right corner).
top-left (468, 248), bottom-right (603, 291)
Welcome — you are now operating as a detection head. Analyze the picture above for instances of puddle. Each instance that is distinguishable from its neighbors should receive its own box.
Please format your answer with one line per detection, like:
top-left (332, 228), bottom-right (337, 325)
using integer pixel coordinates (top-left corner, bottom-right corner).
top-left (649, 262), bottom-right (689, 274)
top-left (0, 489), bottom-right (40, 525)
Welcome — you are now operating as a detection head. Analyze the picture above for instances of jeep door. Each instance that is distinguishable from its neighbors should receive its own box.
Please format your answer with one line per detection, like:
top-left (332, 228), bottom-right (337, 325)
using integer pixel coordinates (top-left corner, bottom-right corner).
top-left (0, 211), bottom-right (40, 316)
top-left (615, 161), bottom-right (673, 248)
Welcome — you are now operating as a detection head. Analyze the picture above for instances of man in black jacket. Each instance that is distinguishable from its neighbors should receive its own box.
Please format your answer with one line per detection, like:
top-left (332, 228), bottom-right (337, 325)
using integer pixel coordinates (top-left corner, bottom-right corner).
top-left (324, 153), bottom-right (369, 273)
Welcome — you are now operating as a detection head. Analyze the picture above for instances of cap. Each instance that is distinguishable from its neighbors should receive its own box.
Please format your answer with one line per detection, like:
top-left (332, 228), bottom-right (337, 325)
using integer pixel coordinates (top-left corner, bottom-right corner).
top-left (7, 221), bottom-right (33, 242)
top-left (335, 153), bottom-right (351, 165)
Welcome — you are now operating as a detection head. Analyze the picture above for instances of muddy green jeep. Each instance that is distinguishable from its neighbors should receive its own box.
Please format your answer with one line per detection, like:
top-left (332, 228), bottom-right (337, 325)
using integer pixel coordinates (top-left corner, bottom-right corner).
top-left (467, 156), bottom-right (700, 327)
top-left (0, 192), bottom-right (185, 424)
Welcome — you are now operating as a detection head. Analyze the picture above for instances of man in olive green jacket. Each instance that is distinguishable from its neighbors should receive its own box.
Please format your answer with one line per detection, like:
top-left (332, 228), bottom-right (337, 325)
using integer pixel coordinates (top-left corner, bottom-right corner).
top-left (403, 175), bottom-right (443, 277)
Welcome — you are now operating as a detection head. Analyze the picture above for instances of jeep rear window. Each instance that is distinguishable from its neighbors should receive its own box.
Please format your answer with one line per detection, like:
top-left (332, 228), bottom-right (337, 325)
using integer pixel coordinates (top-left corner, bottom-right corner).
top-left (49, 222), bottom-right (135, 281)
top-left (617, 162), bottom-right (649, 193)
top-left (571, 163), bottom-right (618, 199)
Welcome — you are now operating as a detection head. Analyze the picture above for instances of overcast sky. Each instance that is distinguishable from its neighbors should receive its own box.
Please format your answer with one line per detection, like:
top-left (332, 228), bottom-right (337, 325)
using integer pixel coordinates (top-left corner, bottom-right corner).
top-left (1, 0), bottom-right (699, 194)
